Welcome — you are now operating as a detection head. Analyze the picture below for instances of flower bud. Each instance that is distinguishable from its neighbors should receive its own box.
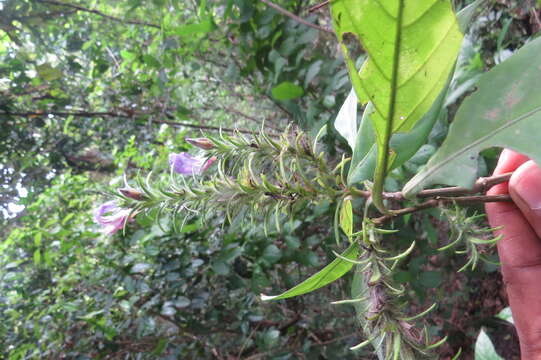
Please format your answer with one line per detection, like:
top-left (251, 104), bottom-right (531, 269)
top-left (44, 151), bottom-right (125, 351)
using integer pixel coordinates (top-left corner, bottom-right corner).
top-left (118, 188), bottom-right (147, 201)
top-left (185, 137), bottom-right (215, 150)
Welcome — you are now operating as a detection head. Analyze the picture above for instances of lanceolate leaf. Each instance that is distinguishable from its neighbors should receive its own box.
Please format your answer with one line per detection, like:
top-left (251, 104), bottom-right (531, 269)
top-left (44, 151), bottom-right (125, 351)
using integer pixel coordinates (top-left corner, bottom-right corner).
top-left (331, 0), bottom-right (463, 211)
top-left (339, 197), bottom-right (353, 239)
top-left (403, 37), bottom-right (541, 196)
top-left (474, 328), bottom-right (503, 360)
top-left (334, 88), bottom-right (358, 150)
top-left (260, 243), bottom-right (358, 301)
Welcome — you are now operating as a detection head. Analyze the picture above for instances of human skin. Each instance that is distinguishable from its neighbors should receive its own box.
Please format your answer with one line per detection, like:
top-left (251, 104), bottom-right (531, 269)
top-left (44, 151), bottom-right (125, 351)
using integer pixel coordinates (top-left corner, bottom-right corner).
top-left (485, 149), bottom-right (541, 359)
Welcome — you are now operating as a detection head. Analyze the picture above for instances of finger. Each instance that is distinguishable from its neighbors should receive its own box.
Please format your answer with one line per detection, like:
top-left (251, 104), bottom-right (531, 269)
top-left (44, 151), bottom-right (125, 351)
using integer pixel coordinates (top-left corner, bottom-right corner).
top-left (486, 150), bottom-right (530, 264)
top-left (487, 149), bottom-right (530, 195)
top-left (486, 153), bottom-right (541, 354)
top-left (509, 160), bottom-right (541, 240)
top-left (486, 149), bottom-right (530, 267)
top-left (489, 158), bottom-right (541, 268)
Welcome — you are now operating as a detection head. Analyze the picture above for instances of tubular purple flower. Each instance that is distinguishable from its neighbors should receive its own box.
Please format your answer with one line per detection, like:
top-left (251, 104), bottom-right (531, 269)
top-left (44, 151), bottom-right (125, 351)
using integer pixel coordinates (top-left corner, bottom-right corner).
top-left (93, 200), bottom-right (134, 235)
top-left (169, 152), bottom-right (217, 176)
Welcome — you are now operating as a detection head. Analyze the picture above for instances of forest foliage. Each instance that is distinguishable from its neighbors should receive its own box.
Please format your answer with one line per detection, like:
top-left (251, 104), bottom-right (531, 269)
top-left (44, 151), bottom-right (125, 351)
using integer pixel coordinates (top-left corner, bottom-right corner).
top-left (1, 0), bottom-right (540, 359)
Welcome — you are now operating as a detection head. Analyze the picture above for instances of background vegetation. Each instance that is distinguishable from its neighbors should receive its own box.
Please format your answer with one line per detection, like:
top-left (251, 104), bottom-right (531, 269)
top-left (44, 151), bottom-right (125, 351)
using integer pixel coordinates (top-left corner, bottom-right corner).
top-left (1, 0), bottom-right (540, 358)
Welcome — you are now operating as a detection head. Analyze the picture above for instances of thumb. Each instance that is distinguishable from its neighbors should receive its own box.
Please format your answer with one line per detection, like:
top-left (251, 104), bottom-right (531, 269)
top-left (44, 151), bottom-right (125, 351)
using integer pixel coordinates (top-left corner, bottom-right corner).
top-left (509, 160), bottom-right (541, 239)
top-left (495, 160), bottom-right (541, 356)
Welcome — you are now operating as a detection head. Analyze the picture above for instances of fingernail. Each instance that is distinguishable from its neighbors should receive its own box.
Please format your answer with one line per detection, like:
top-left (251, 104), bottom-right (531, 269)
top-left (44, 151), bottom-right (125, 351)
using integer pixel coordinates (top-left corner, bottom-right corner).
top-left (510, 161), bottom-right (541, 212)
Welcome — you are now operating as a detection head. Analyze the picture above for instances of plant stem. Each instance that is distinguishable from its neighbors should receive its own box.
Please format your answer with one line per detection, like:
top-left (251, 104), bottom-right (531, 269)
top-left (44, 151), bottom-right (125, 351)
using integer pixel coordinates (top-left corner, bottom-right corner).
top-left (371, 0), bottom-right (404, 214)
top-left (308, 1), bottom-right (330, 13)
top-left (372, 194), bottom-right (512, 226)
top-left (1, 110), bottom-right (278, 137)
top-left (385, 172), bottom-right (513, 200)
top-left (349, 172), bottom-right (513, 201)
top-left (346, 172), bottom-right (514, 224)
top-left (35, 0), bottom-right (161, 29)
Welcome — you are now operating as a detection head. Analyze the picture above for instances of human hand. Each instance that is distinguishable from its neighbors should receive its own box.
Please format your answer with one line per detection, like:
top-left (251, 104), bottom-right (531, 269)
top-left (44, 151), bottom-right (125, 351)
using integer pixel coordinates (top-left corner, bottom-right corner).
top-left (486, 149), bottom-right (541, 359)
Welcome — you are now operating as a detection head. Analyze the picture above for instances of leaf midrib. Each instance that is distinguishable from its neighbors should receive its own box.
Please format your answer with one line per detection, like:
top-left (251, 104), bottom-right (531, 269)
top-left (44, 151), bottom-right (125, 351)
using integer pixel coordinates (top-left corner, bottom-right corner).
top-left (361, 3), bottom-right (457, 131)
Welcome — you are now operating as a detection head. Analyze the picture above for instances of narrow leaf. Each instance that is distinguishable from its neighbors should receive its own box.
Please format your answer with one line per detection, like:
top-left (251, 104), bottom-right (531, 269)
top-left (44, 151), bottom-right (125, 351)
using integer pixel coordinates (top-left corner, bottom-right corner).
top-left (339, 197), bottom-right (353, 239)
top-left (261, 243), bottom-right (358, 301)
top-left (474, 328), bottom-right (503, 360)
top-left (404, 37), bottom-right (541, 196)
top-left (496, 307), bottom-right (514, 325)
top-left (334, 88), bottom-right (358, 149)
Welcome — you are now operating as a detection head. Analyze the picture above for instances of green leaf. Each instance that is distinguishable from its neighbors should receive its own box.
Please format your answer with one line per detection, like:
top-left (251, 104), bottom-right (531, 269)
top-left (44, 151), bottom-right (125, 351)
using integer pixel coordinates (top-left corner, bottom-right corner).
top-left (262, 244), bottom-right (282, 264)
top-left (496, 307), bottom-right (514, 325)
top-left (330, 0), bottom-right (463, 211)
top-left (347, 80), bottom-right (448, 185)
top-left (457, 0), bottom-right (487, 32)
top-left (403, 37), bottom-right (541, 196)
top-left (120, 50), bottom-right (137, 61)
top-left (474, 328), bottom-right (503, 360)
top-left (334, 88), bottom-right (358, 149)
top-left (33, 249), bottom-right (41, 266)
top-left (419, 271), bottom-right (442, 288)
top-left (174, 18), bottom-right (215, 37)
top-left (151, 339), bottom-right (168, 356)
top-left (261, 243), bottom-right (358, 301)
top-left (344, 2), bottom-right (484, 185)
top-left (339, 197), bottom-right (353, 239)
top-left (34, 232), bottom-right (42, 247)
top-left (271, 81), bottom-right (304, 101)
top-left (36, 63), bottom-right (62, 81)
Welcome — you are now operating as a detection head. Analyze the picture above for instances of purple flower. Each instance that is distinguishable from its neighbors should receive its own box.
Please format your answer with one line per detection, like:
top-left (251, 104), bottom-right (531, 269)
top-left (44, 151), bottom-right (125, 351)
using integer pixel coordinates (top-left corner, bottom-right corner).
top-left (169, 152), bottom-right (216, 176)
top-left (93, 200), bottom-right (133, 235)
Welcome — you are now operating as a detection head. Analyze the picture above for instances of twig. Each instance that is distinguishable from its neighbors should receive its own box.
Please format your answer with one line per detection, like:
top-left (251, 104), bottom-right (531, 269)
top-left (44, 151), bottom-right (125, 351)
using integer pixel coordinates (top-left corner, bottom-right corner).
top-left (259, 0), bottom-right (333, 34)
top-left (347, 172), bottom-right (515, 223)
top-left (349, 172), bottom-right (513, 201)
top-left (385, 172), bottom-right (513, 200)
top-left (0, 110), bottom-right (278, 137)
top-left (35, 0), bottom-right (161, 29)
top-left (152, 118), bottom-right (278, 137)
top-left (224, 106), bottom-right (283, 132)
top-left (236, 323), bottom-right (261, 360)
top-left (372, 194), bottom-right (512, 225)
top-left (308, 1), bottom-right (330, 12)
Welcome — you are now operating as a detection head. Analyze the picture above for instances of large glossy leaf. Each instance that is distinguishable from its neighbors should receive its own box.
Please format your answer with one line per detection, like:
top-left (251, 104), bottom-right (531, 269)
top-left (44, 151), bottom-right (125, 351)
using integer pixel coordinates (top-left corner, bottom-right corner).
top-left (403, 37), bottom-right (541, 196)
top-left (330, 0), bottom-right (463, 210)
top-left (344, 1), bottom-right (483, 185)
top-left (261, 243), bottom-right (358, 301)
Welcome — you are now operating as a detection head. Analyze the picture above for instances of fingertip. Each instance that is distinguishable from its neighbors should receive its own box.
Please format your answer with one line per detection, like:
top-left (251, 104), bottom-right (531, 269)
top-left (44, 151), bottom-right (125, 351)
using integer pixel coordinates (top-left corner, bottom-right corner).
top-left (495, 149), bottom-right (530, 175)
top-left (486, 149), bottom-right (530, 196)
top-left (509, 160), bottom-right (541, 239)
